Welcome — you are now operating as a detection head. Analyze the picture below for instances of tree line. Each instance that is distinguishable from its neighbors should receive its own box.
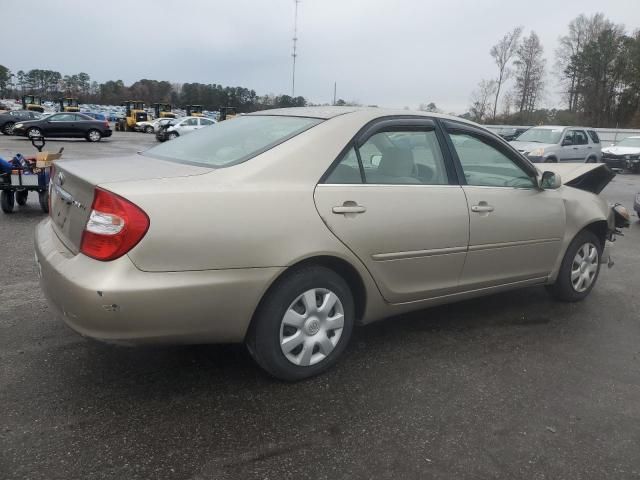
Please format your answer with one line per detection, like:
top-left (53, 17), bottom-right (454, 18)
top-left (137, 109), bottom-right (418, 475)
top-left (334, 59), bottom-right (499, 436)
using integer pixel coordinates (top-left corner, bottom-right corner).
top-left (0, 67), bottom-right (307, 113)
top-left (468, 13), bottom-right (640, 128)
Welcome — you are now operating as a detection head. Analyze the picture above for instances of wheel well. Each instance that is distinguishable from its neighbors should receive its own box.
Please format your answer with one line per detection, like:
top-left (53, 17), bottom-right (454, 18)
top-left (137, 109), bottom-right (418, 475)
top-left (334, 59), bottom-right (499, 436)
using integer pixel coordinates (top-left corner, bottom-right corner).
top-left (583, 220), bottom-right (608, 249)
top-left (253, 256), bottom-right (367, 327)
top-left (546, 155), bottom-right (558, 162)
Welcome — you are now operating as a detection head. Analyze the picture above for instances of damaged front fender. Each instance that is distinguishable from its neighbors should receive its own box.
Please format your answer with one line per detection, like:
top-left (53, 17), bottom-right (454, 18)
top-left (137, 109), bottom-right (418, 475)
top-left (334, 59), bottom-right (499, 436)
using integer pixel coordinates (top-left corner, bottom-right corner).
top-left (538, 163), bottom-right (616, 194)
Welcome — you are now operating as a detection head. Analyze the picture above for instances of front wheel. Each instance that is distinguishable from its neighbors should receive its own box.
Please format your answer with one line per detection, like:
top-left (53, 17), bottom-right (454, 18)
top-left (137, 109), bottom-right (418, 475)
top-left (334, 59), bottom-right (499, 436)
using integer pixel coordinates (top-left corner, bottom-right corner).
top-left (1, 191), bottom-right (15, 213)
top-left (16, 190), bottom-right (28, 206)
top-left (547, 230), bottom-right (602, 302)
top-left (167, 132), bottom-right (178, 140)
top-left (145, 126), bottom-right (154, 134)
top-left (27, 127), bottom-right (42, 139)
top-left (246, 266), bottom-right (355, 381)
top-left (2, 122), bottom-right (15, 135)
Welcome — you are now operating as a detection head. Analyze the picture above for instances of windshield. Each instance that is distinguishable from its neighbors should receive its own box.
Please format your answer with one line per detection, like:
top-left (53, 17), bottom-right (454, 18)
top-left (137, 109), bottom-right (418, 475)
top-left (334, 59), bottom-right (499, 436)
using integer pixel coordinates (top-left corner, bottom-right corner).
top-left (616, 137), bottom-right (640, 148)
top-left (143, 115), bottom-right (322, 167)
top-left (516, 128), bottom-right (563, 144)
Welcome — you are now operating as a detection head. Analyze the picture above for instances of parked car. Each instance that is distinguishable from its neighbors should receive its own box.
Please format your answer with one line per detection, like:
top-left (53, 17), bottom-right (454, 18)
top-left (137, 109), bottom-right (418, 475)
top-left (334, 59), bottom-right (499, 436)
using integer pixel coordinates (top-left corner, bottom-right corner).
top-left (0, 110), bottom-right (42, 135)
top-left (13, 112), bottom-right (112, 142)
top-left (510, 126), bottom-right (601, 163)
top-left (155, 116), bottom-right (215, 141)
top-left (486, 126), bottom-right (529, 141)
top-left (601, 136), bottom-right (640, 173)
top-left (35, 107), bottom-right (626, 381)
top-left (136, 118), bottom-right (174, 134)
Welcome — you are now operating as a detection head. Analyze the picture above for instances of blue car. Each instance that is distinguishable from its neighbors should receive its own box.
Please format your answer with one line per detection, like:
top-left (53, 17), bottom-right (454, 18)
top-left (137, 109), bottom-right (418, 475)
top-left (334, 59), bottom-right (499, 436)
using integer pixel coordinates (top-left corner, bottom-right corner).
top-left (83, 112), bottom-right (107, 121)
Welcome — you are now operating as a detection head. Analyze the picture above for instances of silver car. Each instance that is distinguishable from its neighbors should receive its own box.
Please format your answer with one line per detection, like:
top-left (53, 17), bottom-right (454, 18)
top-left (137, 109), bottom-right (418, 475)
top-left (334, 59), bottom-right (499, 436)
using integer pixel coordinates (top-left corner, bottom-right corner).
top-left (35, 107), bottom-right (624, 380)
top-left (510, 126), bottom-right (602, 163)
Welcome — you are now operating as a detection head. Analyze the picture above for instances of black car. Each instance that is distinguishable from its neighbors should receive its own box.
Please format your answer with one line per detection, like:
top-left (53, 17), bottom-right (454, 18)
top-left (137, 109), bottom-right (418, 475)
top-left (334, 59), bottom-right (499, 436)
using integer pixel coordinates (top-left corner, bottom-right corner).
top-left (12, 112), bottom-right (112, 142)
top-left (0, 110), bottom-right (42, 135)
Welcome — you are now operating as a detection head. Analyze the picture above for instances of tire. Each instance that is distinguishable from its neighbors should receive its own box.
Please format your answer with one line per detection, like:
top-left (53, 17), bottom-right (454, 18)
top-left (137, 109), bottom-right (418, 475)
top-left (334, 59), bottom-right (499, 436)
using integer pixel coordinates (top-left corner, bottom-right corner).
top-left (86, 129), bottom-right (102, 142)
top-left (145, 126), bottom-right (154, 134)
top-left (167, 132), bottom-right (178, 140)
top-left (586, 156), bottom-right (598, 163)
top-left (544, 157), bottom-right (558, 163)
top-left (27, 127), bottom-right (42, 139)
top-left (1, 191), bottom-right (15, 213)
top-left (246, 266), bottom-right (355, 381)
top-left (2, 122), bottom-right (15, 135)
top-left (547, 230), bottom-right (602, 302)
top-left (38, 190), bottom-right (49, 213)
top-left (16, 190), bottom-right (28, 206)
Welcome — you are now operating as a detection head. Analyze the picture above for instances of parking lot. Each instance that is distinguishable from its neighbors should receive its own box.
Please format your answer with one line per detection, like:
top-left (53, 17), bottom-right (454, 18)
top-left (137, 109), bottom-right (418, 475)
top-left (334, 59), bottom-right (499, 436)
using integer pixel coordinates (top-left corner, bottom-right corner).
top-left (1, 131), bottom-right (640, 479)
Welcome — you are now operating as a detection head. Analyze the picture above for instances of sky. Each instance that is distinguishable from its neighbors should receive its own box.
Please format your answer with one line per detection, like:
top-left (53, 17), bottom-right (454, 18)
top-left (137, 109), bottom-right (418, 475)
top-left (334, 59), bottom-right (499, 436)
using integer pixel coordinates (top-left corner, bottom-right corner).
top-left (3, 0), bottom-right (640, 113)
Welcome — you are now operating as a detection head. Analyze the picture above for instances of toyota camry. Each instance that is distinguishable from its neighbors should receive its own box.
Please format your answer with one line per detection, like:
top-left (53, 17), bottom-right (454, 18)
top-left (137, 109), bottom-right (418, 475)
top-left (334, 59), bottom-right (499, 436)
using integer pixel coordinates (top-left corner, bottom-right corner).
top-left (35, 107), bottom-right (626, 380)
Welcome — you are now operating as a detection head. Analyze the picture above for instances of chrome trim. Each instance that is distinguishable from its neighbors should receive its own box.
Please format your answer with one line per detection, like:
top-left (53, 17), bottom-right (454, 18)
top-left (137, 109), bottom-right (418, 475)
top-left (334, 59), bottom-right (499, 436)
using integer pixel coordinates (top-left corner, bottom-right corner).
top-left (317, 183), bottom-right (461, 188)
top-left (372, 246), bottom-right (467, 261)
top-left (469, 238), bottom-right (561, 252)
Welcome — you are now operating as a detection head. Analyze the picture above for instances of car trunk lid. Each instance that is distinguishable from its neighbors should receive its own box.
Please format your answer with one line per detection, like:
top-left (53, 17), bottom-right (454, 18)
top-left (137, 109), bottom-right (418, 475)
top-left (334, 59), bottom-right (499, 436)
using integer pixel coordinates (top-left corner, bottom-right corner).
top-left (537, 163), bottom-right (615, 194)
top-left (49, 155), bottom-right (211, 254)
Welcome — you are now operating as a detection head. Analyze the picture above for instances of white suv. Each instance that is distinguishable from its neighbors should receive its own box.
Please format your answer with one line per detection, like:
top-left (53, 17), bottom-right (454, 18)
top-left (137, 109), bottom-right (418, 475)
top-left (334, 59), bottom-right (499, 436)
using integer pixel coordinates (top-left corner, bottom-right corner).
top-left (510, 126), bottom-right (602, 163)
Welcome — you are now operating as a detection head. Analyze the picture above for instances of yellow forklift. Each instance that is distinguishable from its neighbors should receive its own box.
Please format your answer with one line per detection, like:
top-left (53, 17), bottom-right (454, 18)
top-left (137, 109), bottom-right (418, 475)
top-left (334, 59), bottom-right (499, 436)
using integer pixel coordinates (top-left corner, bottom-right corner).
top-left (186, 105), bottom-right (203, 117)
top-left (218, 107), bottom-right (237, 121)
top-left (58, 97), bottom-right (80, 112)
top-left (153, 103), bottom-right (176, 119)
top-left (115, 101), bottom-right (149, 132)
top-left (22, 95), bottom-right (44, 113)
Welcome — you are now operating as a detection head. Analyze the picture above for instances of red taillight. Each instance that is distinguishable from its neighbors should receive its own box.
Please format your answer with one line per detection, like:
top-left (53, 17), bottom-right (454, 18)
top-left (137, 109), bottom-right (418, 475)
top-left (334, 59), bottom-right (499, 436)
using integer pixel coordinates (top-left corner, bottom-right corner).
top-left (80, 188), bottom-right (149, 261)
top-left (104, 120), bottom-right (109, 129)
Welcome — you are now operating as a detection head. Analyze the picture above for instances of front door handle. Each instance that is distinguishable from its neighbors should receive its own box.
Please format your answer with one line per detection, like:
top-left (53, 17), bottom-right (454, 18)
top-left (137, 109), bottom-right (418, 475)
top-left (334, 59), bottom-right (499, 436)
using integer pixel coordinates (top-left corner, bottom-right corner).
top-left (332, 202), bottom-right (366, 214)
top-left (471, 204), bottom-right (494, 213)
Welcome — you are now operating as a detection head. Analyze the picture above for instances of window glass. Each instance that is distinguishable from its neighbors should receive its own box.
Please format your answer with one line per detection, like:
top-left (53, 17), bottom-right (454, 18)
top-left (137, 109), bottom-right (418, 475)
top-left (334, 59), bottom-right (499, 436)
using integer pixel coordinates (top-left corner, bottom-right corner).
top-left (50, 114), bottom-right (75, 121)
top-left (183, 118), bottom-right (198, 126)
top-left (573, 130), bottom-right (588, 145)
top-left (517, 127), bottom-right (563, 144)
top-left (587, 130), bottom-right (600, 143)
top-left (324, 147), bottom-right (362, 184)
top-left (200, 118), bottom-right (214, 126)
top-left (359, 130), bottom-right (448, 185)
top-left (449, 132), bottom-right (535, 188)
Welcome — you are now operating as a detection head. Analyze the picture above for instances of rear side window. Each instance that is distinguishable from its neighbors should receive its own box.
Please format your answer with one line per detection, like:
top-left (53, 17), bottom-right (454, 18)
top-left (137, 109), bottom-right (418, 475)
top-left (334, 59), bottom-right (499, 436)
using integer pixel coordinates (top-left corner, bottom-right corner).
top-left (324, 147), bottom-right (362, 184)
top-left (144, 115), bottom-right (322, 167)
top-left (587, 130), bottom-right (600, 143)
top-left (572, 130), bottom-right (588, 145)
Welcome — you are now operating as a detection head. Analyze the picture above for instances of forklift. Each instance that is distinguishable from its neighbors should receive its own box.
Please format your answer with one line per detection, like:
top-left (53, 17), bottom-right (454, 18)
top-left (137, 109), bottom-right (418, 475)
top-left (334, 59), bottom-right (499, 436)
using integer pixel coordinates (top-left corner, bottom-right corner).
top-left (153, 103), bottom-right (176, 119)
top-left (22, 95), bottom-right (44, 113)
top-left (58, 97), bottom-right (80, 112)
top-left (115, 101), bottom-right (149, 132)
top-left (218, 107), bottom-right (237, 121)
top-left (186, 105), bottom-right (203, 117)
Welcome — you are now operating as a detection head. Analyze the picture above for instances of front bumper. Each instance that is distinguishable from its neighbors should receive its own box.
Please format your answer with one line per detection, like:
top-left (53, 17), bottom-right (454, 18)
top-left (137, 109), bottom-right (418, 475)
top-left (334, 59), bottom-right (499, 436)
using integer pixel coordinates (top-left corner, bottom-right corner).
top-left (526, 155), bottom-right (543, 163)
top-left (34, 218), bottom-right (282, 344)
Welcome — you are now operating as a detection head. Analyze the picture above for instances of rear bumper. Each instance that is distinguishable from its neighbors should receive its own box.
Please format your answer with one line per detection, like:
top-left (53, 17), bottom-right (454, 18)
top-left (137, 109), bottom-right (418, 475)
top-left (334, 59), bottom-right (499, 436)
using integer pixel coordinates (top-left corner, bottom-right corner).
top-left (34, 218), bottom-right (282, 344)
top-left (103, 129), bottom-right (112, 138)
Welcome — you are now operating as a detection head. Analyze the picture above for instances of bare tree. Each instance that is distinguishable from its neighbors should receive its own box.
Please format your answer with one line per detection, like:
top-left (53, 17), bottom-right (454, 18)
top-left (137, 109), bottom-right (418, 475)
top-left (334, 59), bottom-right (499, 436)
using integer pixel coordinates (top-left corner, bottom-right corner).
top-left (490, 27), bottom-right (522, 120)
top-left (469, 79), bottom-right (497, 123)
top-left (513, 31), bottom-right (546, 120)
top-left (418, 102), bottom-right (440, 112)
top-left (555, 13), bottom-right (613, 111)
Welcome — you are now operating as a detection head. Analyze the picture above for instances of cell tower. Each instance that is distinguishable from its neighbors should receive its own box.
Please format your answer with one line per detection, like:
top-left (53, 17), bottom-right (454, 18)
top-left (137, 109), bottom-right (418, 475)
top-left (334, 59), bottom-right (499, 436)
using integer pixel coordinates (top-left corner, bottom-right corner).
top-left (291, 0), bottom-right (300, 97)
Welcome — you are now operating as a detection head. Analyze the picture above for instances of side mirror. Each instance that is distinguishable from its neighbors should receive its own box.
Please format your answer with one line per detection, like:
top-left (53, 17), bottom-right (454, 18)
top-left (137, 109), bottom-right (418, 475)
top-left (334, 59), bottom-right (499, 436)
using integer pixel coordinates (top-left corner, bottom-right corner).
top-left (540, 171), bottom-right (562, 190)
top-left (562, 138), bottom-right (573, 146)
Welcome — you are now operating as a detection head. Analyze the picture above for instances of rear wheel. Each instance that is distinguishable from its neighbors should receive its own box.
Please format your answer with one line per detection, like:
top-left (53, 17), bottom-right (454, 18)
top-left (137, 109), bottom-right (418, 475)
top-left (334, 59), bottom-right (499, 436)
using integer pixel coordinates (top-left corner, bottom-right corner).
top-left (1, 191), bottom-right (15, 213)
top-left (86, 129), bottom-right (102, 142)
top-left (246, 266), bottom-right (355, 381)
top-left (547, 230), bottom-right (602, 302)
top-left (38, 190), bottom-right (49, 213)
top-left (16, 190), bottom-right (28, 206)
top-left (2, 122), bottom-right (15, 135)
top-left (544, 157), bottom-right (558, 163)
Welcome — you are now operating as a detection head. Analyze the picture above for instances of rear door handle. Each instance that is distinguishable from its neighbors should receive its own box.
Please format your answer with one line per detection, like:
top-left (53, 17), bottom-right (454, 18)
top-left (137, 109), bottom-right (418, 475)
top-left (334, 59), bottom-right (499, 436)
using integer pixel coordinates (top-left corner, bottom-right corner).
top-left (332, 203), bottom-right (366, 214)
top-left (471, 204), bottom-right (494, 213)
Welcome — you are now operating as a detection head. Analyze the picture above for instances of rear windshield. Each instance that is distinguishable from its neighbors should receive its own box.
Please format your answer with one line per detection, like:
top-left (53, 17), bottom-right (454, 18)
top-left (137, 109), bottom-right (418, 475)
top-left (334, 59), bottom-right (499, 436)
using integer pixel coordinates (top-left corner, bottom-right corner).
top-left (143, 115), bottom-right (322, 167)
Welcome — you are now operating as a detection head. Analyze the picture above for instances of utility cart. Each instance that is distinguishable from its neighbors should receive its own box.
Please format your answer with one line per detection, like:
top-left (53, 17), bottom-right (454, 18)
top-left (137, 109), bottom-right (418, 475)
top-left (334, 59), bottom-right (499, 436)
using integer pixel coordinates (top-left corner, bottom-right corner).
top-left (0, 137), bottom-right (62, 214)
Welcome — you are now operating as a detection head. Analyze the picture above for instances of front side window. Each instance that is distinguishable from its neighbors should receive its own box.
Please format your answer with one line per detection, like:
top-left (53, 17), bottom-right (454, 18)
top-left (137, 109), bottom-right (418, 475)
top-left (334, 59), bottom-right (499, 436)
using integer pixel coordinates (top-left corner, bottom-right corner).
top-left (325, 129), bottom-right (449, 185)
top-left (182, 118), bottom-right (198, 126)
top-left (143, 115), bottom-right (322, 167)
top-left (448, 132), bottom-right (535, 188)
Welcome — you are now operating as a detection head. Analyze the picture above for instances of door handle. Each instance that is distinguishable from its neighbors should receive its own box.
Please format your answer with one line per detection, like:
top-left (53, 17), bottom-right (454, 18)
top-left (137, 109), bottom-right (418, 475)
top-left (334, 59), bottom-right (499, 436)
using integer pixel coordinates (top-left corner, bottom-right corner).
top-left (332, 202), bottom-right (366, 214)
top-left (471, 204), bottom-right (494, 213)
top-left (573, 147), bottom-right (579, 150)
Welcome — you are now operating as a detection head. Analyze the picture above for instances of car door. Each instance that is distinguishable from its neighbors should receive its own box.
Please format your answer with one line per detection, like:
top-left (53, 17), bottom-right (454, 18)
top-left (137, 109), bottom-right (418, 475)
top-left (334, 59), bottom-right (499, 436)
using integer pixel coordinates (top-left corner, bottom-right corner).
top-left (314, 118), bottom-right (470, 303)
top-left (179, 118), bottom-right (198, 134)
top-left (560, 130), bottom-right (586, 161)
top-left (45, 113), bottom-right (74, 136)
top-left (443, 121), bottom-right (565, 290)
top-left (199, 118), bottom-right (215, 129)
top-left (573, 129), bottom-right (590, 161)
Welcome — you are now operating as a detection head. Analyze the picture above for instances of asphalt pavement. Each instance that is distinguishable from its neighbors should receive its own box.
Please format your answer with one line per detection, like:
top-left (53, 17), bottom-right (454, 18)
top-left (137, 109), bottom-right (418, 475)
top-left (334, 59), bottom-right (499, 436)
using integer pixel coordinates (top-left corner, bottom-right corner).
top-left (1, 132), bottom-right (639, 480)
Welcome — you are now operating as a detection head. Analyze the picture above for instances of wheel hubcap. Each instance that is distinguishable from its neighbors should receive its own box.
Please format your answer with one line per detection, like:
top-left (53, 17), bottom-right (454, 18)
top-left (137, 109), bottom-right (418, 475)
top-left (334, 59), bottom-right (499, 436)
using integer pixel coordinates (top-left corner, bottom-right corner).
top-left (89, 131), bottom-right (100, 141)
top-left (279, 288), bottom-right (344, 366)
top-left (571, 242), bottom-right (598, 292)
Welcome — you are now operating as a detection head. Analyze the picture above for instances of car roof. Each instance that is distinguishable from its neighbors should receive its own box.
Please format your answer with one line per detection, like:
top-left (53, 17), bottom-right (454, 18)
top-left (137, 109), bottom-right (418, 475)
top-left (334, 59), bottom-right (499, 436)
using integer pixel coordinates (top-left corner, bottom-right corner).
top-left (528, 125), bottom-right (593, 130)
top-left (248, 106), bottom-right (479, 127)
